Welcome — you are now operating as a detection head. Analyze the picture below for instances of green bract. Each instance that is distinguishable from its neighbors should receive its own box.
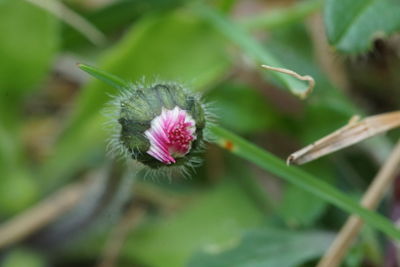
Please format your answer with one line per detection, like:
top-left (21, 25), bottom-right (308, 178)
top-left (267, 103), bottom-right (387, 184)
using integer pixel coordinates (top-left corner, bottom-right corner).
top-left (115, 82), bottom-right (206, 169)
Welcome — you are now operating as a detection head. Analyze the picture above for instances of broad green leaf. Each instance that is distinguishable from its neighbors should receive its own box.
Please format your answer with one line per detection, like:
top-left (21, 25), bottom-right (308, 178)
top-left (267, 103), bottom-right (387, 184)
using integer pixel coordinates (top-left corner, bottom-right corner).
top-left (240, 0), bottom-right (323, 30)
top-left (207, 83), bottom-right (279, 134)
top-left (197, 5), bottom-right (310, 98)
top-left (324, 0), bottom-right (400, 53)
top-left (0, 1), bottom-right (57, 202)
top-left (122, 180), bottom-right (265, 267)
top-left (0, 115), bottom-right (38, 216)
top-left (210, 125), bottom-right (400, 239)
top-left (279, 183), bottom-right (326, 228)
top-left (188, 228), bottom-right (334, 267)
top-left (0, 170), bottom-right (39, 216)
top-left (266, 22), bottom-right (357, 117)
top-left (2, 248), bottom-right (46, 267)
top-left (62, 0), bottom-right (189, 49)
top-left (0, 0), bottom-right (59, 102)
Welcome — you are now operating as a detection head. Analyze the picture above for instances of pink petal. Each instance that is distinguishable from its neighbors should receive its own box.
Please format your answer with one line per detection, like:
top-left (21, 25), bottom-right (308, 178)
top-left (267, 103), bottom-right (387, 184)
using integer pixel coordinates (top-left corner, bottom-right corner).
top-left (144, 106), bottom-right (196, 164)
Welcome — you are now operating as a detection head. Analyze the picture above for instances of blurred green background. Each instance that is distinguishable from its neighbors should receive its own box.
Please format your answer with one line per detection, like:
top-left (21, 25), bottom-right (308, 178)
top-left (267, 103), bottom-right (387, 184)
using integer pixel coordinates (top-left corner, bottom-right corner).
top-left (1, 0), bottom-right (400, 266)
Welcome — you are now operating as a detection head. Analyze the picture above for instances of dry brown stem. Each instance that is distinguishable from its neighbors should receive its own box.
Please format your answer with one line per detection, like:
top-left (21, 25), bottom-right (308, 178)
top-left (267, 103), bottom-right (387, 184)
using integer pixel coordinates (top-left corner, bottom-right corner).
top-left (0, 180), bottom-right (89, 249)
top-left (317, 139), bottom-right (400, 267)
top-left (97, 206), bottom-right (145, 267)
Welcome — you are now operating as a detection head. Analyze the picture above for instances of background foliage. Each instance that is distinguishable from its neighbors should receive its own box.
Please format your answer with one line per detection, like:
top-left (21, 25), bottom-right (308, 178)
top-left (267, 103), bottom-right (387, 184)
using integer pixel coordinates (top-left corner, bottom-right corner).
top-left (0, 0), bottom-right (400, 266)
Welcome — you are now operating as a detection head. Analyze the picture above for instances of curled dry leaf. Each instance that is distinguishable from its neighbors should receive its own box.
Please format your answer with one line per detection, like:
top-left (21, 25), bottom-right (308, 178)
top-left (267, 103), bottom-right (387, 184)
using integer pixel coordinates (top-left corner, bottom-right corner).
top-left (288, 111), bottom-right (400, 165)
top-left (261, 64), bottom-right (315, 99)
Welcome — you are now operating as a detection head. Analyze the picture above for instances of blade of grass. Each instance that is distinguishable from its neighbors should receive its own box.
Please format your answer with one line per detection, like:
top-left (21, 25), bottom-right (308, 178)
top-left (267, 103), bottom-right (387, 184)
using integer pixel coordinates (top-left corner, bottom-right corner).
top-left (209, 125), bottom-right (400, 240)
top-left (196, 5), bottom-right (310, 98)
top-left (78, 63), bottom-right (130, 91)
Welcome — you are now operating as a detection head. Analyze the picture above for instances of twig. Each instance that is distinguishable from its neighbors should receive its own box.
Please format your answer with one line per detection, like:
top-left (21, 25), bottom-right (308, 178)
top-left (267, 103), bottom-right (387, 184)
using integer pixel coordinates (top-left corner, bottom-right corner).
top-left (261, 64), bottom-right (315, 99)
top-left (97, 205), bottom-right (145, 267)
top-left (0, 180), bottom-right (89, 249)
top-left (317, 139), bottom-right (400, 267)
top-left (24, 0), bottom-right (106, 46)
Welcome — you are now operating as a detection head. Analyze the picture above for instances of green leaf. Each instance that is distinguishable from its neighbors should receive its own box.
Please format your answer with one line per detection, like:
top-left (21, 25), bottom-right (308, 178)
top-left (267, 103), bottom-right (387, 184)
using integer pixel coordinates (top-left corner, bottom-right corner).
top-left (207, 83), bottom-right (278, 134)
top-left (0, 170), bottom-right (39, 216)
top-left (240, 0), bottom-right (323, 30)
top-left (0, 1), bottom-right (57, 199)
top-left (197, 5), bottom-right (310, 98)
top-left (122, 180), bottom-right (265, 267)
top-left (324, 0), bottom-right (400, 53)
top-left (2, 248), bottom-right (46, 267)
top-left (62, 0), bottom-right (188, 49)
top-left (209, 125), bottom-right (400, 239)
top-left (279, 184), bottom-right (326, 228)
top-left (188, 228), bottom-right (334, 267)
top-left (0, 0), bottom-right (59, 102)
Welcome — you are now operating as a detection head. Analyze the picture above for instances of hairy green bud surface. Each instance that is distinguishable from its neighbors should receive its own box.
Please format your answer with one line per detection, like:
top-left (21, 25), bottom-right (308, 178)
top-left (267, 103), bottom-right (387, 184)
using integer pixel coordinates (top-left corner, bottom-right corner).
top-left (109, 82), bottom-right (207, 170)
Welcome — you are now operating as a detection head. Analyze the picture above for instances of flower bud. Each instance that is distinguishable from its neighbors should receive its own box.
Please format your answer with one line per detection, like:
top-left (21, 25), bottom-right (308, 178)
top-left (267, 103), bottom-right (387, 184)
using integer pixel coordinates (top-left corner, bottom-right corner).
top-left (112, 82), bottom-right (206, 169)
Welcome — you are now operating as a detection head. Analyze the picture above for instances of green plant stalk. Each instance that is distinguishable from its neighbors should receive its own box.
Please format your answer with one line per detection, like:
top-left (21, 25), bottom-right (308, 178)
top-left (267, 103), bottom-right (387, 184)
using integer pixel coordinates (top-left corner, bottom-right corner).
top-left (209, 125), bottom-right (400, 239)
top-left (240, 0), bottom-right (323, 30)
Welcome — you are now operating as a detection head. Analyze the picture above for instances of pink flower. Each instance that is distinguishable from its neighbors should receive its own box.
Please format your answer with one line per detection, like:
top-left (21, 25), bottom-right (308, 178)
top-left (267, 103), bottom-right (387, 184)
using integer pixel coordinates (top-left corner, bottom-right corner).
top-left (145, 106), bottom-right (196, 164)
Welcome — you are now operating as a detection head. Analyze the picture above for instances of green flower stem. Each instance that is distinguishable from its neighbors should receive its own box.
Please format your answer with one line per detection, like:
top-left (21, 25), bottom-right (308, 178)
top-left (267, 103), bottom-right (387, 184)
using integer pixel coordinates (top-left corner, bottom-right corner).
top-left (209, 125), bottom-right (400, 239)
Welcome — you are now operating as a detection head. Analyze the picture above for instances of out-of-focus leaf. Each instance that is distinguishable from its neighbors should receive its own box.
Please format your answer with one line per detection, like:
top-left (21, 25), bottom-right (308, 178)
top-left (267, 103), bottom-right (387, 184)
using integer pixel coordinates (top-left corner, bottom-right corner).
top-left (0, 1), bottom-right (59, 183)
top-left (0, 1), bottom-right (56, 203)
top-left (210, 126), bottom-right (400, 239)
top-left (40, 10), bottom-right (230, 188)
top-left (122, 180), bottom-right (265, 267)
top-left (0, 170), bottom-right (39, 216)
top-left (62, 0), bottom-right (189, 49)
top-left (278, 161), bottom-right (334, 229)
top-left (279, 184), bottom-right (325, 228)
top-left (207, 83), bottom-right (278, 134)
top-left (0, 123), bottom-right (20, 173)
top-left (188, 228), bottom-right (334, 267)
top-left (357, 226), bottom-right (382, 265)
top-left (197, 5), bottom-right (310, 98)
top-left (0, 0), bottom-right (59, 107)
top-left (324, 0), bottom-right (400, 53)
top-left (240, 0), bottom-right (323, 30)
top-left (266, 23), bottom-right (356, 117)
top-left (266, 22), bottom-right (392, 162)
top-left (1, 248), bottom-right (46, 267)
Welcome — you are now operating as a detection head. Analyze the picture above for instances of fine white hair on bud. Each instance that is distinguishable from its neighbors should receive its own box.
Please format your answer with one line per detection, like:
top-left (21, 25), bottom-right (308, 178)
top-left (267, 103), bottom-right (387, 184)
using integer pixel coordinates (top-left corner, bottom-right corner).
top-left (104, 80), bottom-right (211, 176)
